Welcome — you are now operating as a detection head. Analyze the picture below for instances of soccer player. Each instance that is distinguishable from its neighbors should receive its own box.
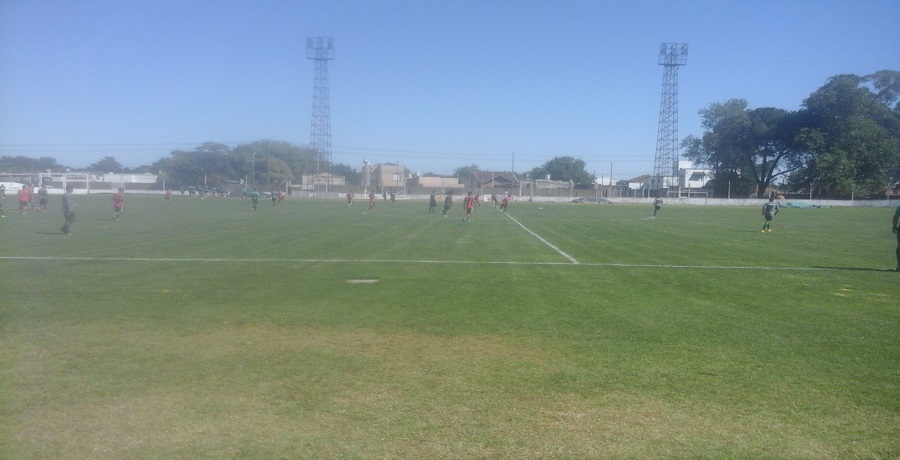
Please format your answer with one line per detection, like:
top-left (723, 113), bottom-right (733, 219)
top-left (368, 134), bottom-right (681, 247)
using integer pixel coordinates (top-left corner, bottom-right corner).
top-left (500, 193), bottom-right (511, 212)
top-left (367, 192), bottom-right (376, 212)
top-left (761, 196), bottom-right (779, 233)
top-left (37, 185), bottom-right (49, 211)
top-left (441, 191), bottom-right (453, 217)
top-left (892, 204), bottom-right (900, 271)
top-left (61, 185), bottom-right (75, 234)
top-left (249, 189), bottom-right (260, 211)
top-left (165, 189), bottom-right (173, 204)
top-left (653, 197), bottom-right (663, 216)
top-left (112, 188), bottom-right (125, 220)
top-left (17, 185), bottom-right (30, 213)
top-left (346, 192), bottom-right (353, 207)
top-left (463, 191), bottom-right (476, 222)
top-left (390, 192), bottom-right (396, 206)
top-left (429, 191), bottom-right (437, 214)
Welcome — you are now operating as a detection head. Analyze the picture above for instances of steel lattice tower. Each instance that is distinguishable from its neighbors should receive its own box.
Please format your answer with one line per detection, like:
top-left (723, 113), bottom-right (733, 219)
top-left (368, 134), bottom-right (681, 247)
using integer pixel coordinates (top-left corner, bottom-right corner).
top-left (306, 37), bottom-right (334, 186)
top-left (653, 43), bottom-right (687, 192)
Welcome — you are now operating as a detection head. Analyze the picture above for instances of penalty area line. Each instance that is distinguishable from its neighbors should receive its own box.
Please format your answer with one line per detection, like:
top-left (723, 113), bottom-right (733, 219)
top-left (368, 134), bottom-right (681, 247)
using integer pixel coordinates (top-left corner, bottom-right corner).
top-left (500, 212), bottom-right (580, 264)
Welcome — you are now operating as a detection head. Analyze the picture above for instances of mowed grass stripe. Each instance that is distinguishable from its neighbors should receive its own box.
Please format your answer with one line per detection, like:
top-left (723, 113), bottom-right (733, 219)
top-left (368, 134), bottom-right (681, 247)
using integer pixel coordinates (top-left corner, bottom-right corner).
top-left (2, 195), bottom-right (893, 269)
top-left (1, 195), bottom-right (898, 458)
top-left (0, 255), bottom-right (860, 271)
top-left (0, 196), bottom-right (569, 263)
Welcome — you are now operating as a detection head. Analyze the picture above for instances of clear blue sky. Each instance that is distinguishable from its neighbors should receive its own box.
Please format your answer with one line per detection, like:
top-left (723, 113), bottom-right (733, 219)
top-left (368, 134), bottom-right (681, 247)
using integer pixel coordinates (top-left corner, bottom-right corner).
top-left (1, 0), bottom-right (898, 180)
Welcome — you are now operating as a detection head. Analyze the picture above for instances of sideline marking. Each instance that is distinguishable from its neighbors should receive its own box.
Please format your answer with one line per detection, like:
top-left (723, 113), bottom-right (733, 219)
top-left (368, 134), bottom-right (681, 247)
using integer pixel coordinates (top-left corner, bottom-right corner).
top-left (499, 212), bottom-right (580, 264)
top-left (1, 256), bottom-right (837, 271)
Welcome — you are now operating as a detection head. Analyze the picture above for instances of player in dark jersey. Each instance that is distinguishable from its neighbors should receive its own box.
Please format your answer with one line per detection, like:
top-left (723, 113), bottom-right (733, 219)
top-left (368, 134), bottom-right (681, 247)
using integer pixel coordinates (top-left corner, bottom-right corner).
top-left (761, 197), bottom-right (779, 233)
top-left (61, 185), bottom-right (75, 234)
top-left (653, 197), bottom-right (662, 217)
top-left (249, 189), bottom-right (260, 211)
top-left (892, 205), bottom-right (900, 271)
top-left (429, 191), bottom-right (437, 214)
top-left (441, 192), bottom-right (453, 217)
top-left (37, 185), bottom-right (49, 211)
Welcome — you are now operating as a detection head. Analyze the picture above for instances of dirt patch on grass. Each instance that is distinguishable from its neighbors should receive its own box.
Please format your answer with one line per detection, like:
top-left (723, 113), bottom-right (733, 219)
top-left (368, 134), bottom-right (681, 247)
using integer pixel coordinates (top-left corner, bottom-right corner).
top-left (3, 323), bottom-right (891, 458)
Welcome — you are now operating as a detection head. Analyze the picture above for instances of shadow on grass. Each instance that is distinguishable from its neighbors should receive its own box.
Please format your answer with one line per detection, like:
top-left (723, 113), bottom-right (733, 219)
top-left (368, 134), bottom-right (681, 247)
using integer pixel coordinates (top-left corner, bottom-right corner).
top-left (815, 266), bottom-right (898, 273)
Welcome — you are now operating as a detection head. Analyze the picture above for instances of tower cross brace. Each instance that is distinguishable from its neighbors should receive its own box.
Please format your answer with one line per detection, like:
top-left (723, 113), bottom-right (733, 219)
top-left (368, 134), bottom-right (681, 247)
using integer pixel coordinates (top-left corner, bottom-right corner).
top-left (653, 43), bottom-right (687, 192)
top-left (307, 37), bottom-right (334, 186)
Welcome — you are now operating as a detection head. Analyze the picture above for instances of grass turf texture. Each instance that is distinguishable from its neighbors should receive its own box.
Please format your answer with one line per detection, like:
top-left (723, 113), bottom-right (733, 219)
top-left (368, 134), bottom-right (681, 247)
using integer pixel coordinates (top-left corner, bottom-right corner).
top-left (1, 195), bottom-right (898, 458)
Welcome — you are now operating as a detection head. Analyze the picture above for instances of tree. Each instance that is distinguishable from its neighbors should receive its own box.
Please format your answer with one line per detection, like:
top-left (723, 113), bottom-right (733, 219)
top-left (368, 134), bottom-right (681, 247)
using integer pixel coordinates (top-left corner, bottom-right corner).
top-left (331, 163), bottom-right (361, 186)
top-left (865, 69), bottom-right (900, 111)
top-left (789, 73), bottom-right (900, 198)
top-left (0, 155), bottom-right (68, 173)
top-left (233, 140), bottom-right (317, 180)
top-left (88, 156), bottom-right (123, 173)
top-left (683, 100), bottom-right (804, 197)
top-left (157, 142), bottom-right (235, 189)
top-left (701, 170), bottom-right (756, 198)
top-left (453, 164), bottom-right (480, 179)
top-left (529, 156), bottom-right (593, 187)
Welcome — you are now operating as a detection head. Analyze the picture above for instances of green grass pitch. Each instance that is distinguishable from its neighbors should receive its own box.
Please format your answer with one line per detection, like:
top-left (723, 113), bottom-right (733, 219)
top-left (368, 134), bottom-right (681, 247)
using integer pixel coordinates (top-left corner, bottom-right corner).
top-left (1, 194), bottom-right (898, 458)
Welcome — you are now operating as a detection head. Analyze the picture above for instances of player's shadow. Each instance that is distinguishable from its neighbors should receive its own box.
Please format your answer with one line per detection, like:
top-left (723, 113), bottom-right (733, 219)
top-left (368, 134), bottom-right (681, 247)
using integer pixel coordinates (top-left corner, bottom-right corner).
top-left (814, 266), bottom-right (897, 273)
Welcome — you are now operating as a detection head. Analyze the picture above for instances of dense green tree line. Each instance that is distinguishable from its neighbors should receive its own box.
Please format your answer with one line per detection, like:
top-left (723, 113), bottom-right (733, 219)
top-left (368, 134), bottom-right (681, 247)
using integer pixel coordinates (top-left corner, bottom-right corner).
top-left (1, 141), bottom-right (361, 190)
top-left (4, 71), bottom-right (898, 197)
top-left (683, 70), bottom-right (900, 198)
top-left (152, 141), bottom-right (361, 190)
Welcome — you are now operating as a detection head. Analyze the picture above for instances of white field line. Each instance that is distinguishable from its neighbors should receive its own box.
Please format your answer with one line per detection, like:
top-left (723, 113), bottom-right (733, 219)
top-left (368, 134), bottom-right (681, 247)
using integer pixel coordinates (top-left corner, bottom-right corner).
top-left (499, 211), bottom-right (580, 264)
top-left (0, 256), bottom-right (837, 271)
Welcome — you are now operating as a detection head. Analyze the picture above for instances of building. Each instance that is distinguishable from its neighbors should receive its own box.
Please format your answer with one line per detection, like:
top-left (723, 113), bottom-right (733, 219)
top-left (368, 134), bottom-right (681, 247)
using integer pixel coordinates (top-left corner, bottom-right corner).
top-left (407, 175), bottom-right (464, 194)
top-left (362, 161), bottom-right (407, 193)
top-left (467, 171), bottom-right (519, 194)
top-left (677, 161), bottom-right (713, 189)
top-left (0, 172), bottom-right (158, 192)
top-left (296, 172), bottom-right (346, 191)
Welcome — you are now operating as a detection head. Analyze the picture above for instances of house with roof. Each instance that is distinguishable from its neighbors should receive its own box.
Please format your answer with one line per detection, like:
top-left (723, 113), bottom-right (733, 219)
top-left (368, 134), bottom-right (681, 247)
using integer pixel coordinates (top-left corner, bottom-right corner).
top-left (467, 171), bottom-right (520, 193)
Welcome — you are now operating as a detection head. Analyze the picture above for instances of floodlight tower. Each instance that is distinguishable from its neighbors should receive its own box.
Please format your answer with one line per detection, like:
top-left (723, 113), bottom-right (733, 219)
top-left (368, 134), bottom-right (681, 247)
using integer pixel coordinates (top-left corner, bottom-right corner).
top-left (306, 37), bottom-right (335, 187)
top-left (652, 43), bottom-right (688, 193)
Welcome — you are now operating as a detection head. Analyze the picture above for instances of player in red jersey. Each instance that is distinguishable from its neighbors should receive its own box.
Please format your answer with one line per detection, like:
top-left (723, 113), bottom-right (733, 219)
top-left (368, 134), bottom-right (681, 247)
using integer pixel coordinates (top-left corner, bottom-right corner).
top-left (17, 185), bottom-right (31, 213)
top-left (112, 188), bottom-right (126, 220)
top-left (500, 193), bottom-right (511, 212)
top-left (366, 192), bottom-right (376, 212)
top-left (463, 191), bottom-right (476, 222)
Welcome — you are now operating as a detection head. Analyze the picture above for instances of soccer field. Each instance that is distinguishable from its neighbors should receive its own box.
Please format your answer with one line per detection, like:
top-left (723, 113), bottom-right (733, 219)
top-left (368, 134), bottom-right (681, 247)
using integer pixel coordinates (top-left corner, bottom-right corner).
top-left (1, 195), bottom-right (898, 458)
